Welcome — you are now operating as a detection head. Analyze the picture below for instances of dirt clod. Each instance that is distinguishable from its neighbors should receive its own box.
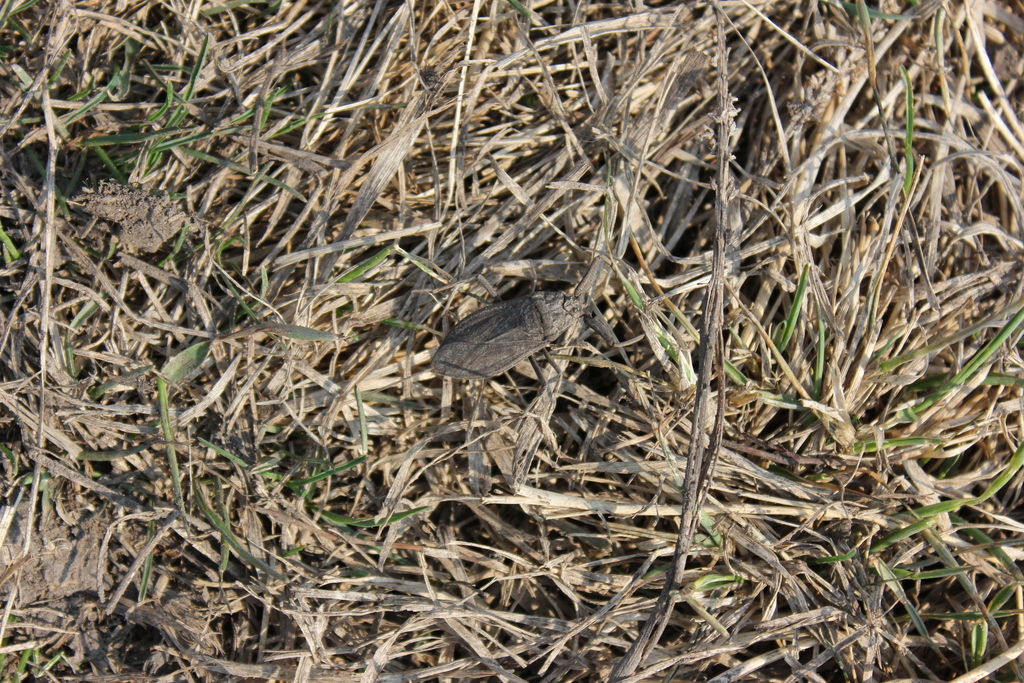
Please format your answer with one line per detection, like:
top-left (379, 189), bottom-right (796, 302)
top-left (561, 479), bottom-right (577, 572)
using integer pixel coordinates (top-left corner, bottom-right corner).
top-left (1, 504), bottom-right (112, 606)
top-left (72, 181), bottom-right (199, 253)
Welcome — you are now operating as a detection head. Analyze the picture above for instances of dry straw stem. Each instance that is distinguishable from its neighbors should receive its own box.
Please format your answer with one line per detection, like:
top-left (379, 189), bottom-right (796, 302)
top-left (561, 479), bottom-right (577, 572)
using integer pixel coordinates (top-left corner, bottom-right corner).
top-left (2, 0), bottom-right (1024, 682)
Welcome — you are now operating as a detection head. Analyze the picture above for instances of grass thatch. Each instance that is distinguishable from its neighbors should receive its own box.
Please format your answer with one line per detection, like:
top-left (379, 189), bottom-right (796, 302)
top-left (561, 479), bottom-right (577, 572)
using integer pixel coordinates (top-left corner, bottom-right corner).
top-left (2, 0), bottom-right (1024, 681)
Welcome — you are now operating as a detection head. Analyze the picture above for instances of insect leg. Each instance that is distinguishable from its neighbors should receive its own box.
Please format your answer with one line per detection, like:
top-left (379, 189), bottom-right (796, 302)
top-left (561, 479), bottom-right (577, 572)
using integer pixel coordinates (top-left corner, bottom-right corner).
top-left (528, 355), bottom-right (548, 384)
top-left (582, 311), bottom-right (618, 346)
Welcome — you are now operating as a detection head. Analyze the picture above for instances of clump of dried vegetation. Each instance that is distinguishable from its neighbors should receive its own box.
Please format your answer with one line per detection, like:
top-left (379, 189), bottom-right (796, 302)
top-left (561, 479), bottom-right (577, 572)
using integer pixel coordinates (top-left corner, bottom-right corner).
top-left (2, 0), bottom-right (1024, 681)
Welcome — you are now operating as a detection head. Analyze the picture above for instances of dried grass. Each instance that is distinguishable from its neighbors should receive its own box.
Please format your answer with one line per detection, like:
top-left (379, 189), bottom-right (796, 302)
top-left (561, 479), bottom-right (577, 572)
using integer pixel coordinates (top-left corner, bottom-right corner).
top-left (2, 0), bottom-right (1024, 681)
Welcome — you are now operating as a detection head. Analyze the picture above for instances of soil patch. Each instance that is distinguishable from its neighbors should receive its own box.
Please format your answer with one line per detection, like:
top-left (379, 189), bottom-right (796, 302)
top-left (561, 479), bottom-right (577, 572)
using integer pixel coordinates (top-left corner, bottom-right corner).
top-left (72, 181), bottom-right (199, 253)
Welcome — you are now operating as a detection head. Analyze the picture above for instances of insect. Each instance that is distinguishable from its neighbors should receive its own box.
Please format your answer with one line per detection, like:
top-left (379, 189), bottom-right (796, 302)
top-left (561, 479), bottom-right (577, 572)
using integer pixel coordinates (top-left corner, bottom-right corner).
top-left (432, 291), bottom-right (586, 379)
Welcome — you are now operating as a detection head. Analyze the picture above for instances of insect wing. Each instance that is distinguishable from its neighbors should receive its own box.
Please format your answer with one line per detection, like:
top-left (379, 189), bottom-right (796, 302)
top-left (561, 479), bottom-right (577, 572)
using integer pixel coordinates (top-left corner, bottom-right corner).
top-left (432, 297), bottom-right (546, 379)
top-left (432, 337), bottom-right (546, 379)
top-left (432, 293), bottom-right (576, 379)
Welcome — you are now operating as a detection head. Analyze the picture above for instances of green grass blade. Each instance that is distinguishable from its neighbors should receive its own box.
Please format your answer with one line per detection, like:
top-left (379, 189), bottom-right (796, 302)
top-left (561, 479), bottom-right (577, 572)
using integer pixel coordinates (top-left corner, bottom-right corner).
top-left (195, 481), bottom-right (285, 579)
top-left (774, 264), bottom-right (808, 352)
top-left (156, 377), bottom-right (183, 512)
top-left (161, 341), bottom-right (210, 383)
top-left (908, 304), bottom-right (1024, 418)
top-left (197, 436), bottom-right (249, 468)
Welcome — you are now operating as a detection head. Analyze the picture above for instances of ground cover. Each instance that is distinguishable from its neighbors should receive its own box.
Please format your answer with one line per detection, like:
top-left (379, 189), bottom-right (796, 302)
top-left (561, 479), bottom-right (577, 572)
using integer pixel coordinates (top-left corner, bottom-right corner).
top-left (2, 1), bottom-right (1024, 681)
